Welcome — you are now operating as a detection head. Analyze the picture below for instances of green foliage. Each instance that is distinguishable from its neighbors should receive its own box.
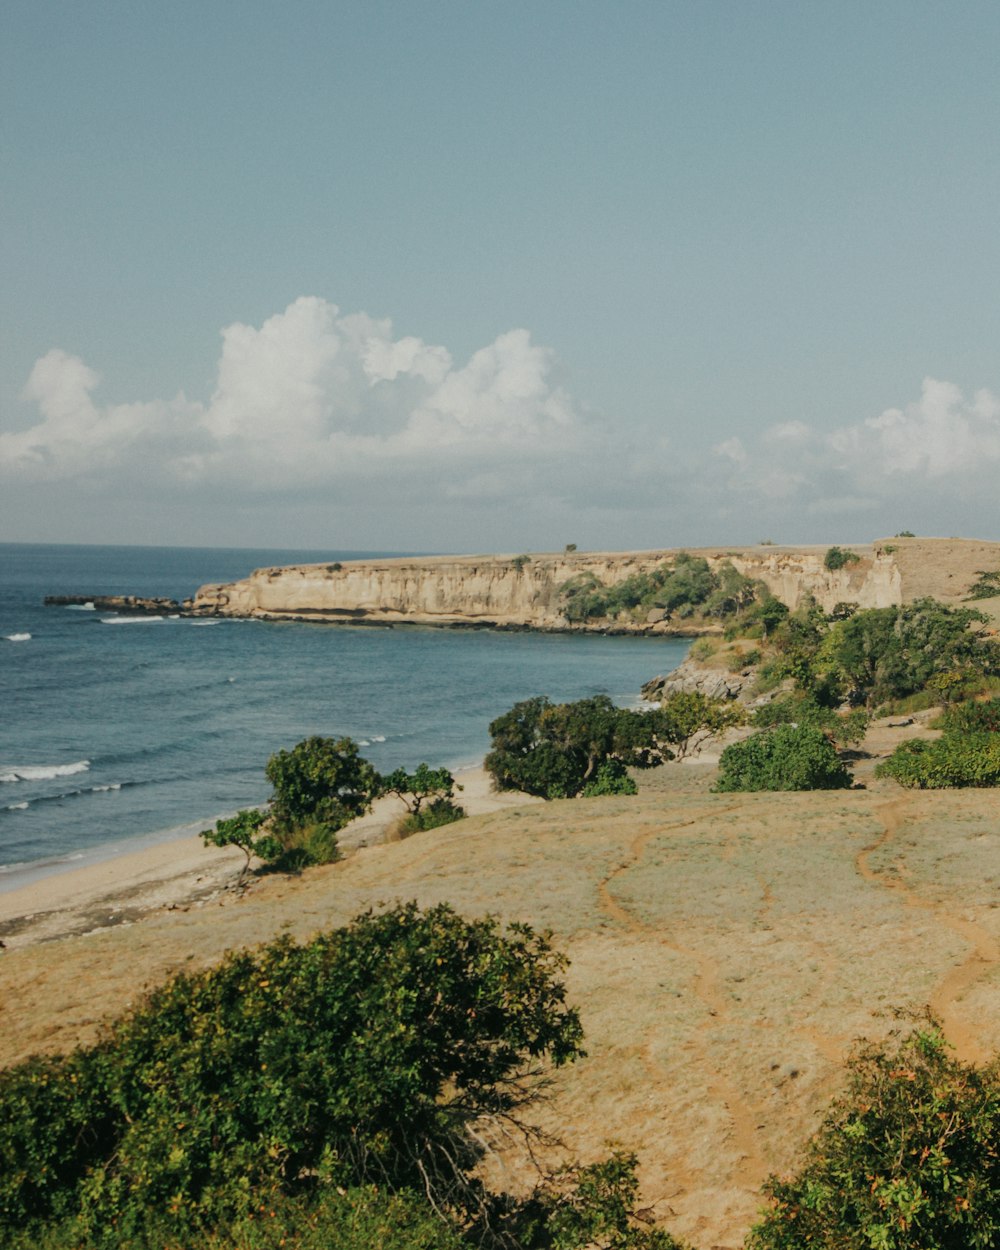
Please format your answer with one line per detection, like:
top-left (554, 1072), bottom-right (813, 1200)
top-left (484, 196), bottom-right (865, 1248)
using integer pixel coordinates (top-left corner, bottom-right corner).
top-left (875, 733), bottom-right (1000, 788)
top-left (200, 808), bottom-right (283, 882)
top-left (512, 554), bottom-right (532, 572)
top-left (557, 553), bottom-right (762, 625)
top-left (939, 697), bottom-right (1000, 734)
top-left (522, 1152), bottom-right (688, 1249)
top-left (895, 530), bottom-right (916, 537)
top-left (381, 763), bottom-right (460, 815)
top-left (580, 759), bottom-right (638, 797)
top-left (688, 637), bottom-right (717, 662)
top-left (654, 690), bottom-right (746, 758)
top-left (753, 694), bottom-right (870, 747)
top-left (817, 599), bottom-right (999, 708)
top-left (966, 569), bottom-right (1000, 600)
top-left (0, 904), bottom-right (584, 1246)
top-left (823, 546), bottom-right (860, 571)
top-left (485, 695), bottom-right (672, 799)
top-left (564, 543), bottom-right (577, 553)
top-left (4, 1186), bottom-right (467, 1250)
top-left (265, 736), bottom-right (379, 837)
top-left (714, 724), bottom-right (852, 791)
top-left (393, 797), bottom-right (467, 836)
top-left (748, 1023), bottom-right (1000, 1249)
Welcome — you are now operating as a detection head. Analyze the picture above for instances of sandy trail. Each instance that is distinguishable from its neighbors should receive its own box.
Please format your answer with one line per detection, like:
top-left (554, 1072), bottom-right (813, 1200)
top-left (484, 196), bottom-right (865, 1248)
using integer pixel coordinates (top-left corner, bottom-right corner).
top-left (856, 795), bottom-right (1000, 1063)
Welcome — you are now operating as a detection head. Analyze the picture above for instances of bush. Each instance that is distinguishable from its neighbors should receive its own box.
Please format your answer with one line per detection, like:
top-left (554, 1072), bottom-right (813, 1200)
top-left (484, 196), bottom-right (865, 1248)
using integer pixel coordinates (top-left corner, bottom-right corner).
top-left (484, 695), bottom-right (672, 799)
top-left (939, 697), bottom-right (1000, 735)
top-left (714, 724), bottom-right (852, 791)
top-left (688, 637), bottom-right (717, 662)
top-left (0, 904), bottom-right (584, 1246)
top-left (748, 1023), bottom-right (1000, 1249)
top-left (392, 798), bottom-right (466, 837)
top-left (265, 736), bottom-right (379, 841)
top-left (875, 733), bottom-right (1000, 788)
top-left (823, 546), bottom-right (860, 571)
top-left (201, 808), bottom-right (283, 882)
top-left (580, 759), bottom-right (638, 797)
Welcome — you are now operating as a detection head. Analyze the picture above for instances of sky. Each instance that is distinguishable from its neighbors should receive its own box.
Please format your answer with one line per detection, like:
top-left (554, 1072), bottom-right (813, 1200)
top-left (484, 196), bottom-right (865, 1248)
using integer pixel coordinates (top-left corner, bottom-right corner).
top-left (2, 1), bottom-right (999, 554)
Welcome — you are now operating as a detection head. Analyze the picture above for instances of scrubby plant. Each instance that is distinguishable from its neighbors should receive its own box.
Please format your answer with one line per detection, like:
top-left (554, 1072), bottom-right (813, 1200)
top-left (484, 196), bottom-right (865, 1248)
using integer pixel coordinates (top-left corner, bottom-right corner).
top-left (580, 759), bottom-right (638, 797)
top-left (875, 733), bottom-right (1000, 789)
top-left (748, 1022), bottom-right (1000, 1249)
top-left (654, 690), bottom-right (746, 758)
top-left (0, 904), bottom-right (585, 1247)
top-left (938, 696), bottom-right (1000, 735)
top-left (714, 724), bottom-right (852, 791)
top-left (263, 735), bottom-right (379, 864)
top-left (823, 546), bottom-right (860, 571)
top-left (688, 637), bottom-right (717, 662)
top-left (966, 568), bottom-right (1000, 600)
top-left (200, 808), bottom-right (283, 882)
top-left (485, 695), bottom-right (671, 799)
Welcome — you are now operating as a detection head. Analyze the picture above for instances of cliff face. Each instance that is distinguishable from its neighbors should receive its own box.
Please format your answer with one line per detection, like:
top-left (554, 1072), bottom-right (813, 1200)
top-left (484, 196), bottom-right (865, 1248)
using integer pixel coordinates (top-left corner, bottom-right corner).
top-left (190, 538), bottom-right (1000, 630)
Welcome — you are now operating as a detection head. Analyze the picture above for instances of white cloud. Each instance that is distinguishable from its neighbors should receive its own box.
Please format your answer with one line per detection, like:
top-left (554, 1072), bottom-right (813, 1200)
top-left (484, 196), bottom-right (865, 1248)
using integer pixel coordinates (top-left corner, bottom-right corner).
top-left (2, 298), bottom-right (592, 495)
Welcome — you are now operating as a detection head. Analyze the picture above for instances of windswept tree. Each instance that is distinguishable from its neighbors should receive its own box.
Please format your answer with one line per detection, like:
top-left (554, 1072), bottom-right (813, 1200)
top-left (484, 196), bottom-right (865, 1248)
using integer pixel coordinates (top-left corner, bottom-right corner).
top-left (485, 695), bottom-right (673, 799)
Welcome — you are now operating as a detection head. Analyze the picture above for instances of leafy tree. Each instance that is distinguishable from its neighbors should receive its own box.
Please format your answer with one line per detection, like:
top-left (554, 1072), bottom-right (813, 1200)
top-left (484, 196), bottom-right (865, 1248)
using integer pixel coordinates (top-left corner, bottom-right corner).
top-left (200, 808), bottom-right (283, 883)
top-left (654, 691), bottom-right (745, 759)
top-left (819, 599), bottom-right (998, 708)
top-left (0, 904), bottom-right (585, 1246)
top-left (714, 724), bottom-right (852, 791)
top-left (748, 1023), bottom-right (1000, 1249)
top-left (485, 695), bottom-right (672, 799)
top-left (380, 763), bottom-right (460, 816)
top-left (265, 735), bottom-right (379, 836)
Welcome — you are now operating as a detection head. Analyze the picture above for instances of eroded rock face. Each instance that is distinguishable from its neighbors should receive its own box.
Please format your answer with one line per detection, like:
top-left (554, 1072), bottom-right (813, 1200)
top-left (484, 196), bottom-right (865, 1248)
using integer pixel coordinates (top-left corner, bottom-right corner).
top-left (186, 539), bottom-right (1000, 630)
top-left (641, 660), bottom-right (755, 704)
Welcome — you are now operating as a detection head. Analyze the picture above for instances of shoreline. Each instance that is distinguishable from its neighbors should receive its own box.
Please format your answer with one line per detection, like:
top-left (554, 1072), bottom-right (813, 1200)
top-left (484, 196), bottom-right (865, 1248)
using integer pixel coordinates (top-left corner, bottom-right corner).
top-left (0, 765), bottom-right (539, 950)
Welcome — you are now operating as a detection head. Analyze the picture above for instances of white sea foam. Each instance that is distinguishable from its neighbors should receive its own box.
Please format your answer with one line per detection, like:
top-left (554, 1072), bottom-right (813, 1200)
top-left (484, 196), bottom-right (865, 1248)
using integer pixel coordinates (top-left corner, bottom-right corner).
top-left (65, 602), bottom-right (96, 610)
top-left (101, 616), bottom-right (164, 624)
top-left (91, 783), bottom-right (121, 792)
top-left (6, 801), bottom-right (29, 811)
top-left (0, 760), bottom-right (91, 784)
top-left (190, 620), bottom-right (221, 626)
top-left (371, 734), bottom-right (387, 742)
top-left (5, 633), bottom-right (31, 642)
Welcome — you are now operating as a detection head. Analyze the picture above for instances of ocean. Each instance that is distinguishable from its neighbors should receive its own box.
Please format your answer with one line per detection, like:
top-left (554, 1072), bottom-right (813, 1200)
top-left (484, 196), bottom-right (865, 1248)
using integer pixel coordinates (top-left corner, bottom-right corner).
top-left (0, 543), bottom-right (688, 889)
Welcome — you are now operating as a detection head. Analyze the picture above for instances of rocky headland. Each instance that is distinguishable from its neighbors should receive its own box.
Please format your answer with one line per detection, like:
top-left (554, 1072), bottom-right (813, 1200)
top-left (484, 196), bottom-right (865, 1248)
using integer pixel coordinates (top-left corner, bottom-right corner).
top-left (177, 536), bottom-right (1000, 630)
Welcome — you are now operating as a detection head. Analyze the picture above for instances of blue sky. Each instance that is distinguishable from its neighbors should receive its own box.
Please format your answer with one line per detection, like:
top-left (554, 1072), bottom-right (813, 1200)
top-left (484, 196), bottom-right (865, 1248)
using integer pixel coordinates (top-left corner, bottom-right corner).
top-left (3, 1), bottom-right (999, 551)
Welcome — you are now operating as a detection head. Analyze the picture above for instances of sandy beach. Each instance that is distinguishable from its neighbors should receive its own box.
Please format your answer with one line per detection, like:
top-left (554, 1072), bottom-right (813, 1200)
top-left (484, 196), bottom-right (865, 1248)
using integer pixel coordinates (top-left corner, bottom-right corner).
top-left (0, 765), bottom-right (540, 950)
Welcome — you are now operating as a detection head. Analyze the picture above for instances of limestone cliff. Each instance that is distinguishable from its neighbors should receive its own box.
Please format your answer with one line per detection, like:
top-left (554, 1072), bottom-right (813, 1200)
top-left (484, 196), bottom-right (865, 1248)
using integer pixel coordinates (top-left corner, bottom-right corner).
top-left (188, 538), bottom-right (1000, 631)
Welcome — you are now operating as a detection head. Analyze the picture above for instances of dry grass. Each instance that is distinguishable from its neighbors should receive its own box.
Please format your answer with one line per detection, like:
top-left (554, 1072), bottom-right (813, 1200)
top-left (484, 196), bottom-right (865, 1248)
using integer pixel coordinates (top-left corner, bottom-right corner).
top-left (3, 725), bottom-right (1000, 1247)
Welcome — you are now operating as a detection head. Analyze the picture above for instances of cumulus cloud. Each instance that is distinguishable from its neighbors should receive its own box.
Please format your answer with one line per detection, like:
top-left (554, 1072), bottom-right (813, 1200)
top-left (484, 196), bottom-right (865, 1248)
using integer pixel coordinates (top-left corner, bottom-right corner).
top-left (709, 376), bottom-right (1000, 529)
top-left (1, 298), bottom-right (589, 497)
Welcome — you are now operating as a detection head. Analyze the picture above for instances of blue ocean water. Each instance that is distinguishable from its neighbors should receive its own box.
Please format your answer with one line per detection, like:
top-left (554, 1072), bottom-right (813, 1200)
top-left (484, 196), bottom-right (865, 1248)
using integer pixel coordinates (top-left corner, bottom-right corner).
top-left (0, 544), bottom-right (688, 888)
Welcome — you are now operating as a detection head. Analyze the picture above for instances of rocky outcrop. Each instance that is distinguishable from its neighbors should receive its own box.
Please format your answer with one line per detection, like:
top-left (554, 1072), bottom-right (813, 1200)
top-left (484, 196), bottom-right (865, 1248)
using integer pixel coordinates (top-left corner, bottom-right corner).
top-left (641, 659), bottom-right (760, 704)
top-left (44, 595), bottom-right (182, 615)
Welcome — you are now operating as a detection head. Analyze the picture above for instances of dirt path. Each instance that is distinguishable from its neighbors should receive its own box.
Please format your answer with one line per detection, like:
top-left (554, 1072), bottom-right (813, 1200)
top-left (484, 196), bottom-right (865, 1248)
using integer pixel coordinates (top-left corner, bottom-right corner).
top-left (856, 795), bottom-right (1000, 1063)
top-left (597, 805), bottom-right (769, 1194)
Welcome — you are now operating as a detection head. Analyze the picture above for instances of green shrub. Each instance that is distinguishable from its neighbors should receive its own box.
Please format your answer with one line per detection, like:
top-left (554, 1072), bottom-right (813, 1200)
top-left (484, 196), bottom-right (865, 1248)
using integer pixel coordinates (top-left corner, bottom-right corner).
top-left (0, 904), bottom-right (584, 1246)
top-left (688, 637), bottom-right (717, 662)
top-left (966, 569), bottom-right (1000, 600)
top-left (714, 725), bottom-right (852, 791)
top-left (201, 808), bottom-right (283, 881)
top-left (265, 736), bottom-right (379, 842)
top-left (393, 798), bottom-right (466, 836)
top-left (580, 760), bottom-right (638, 797)
top-left (823, 546), bottom-right (860, 571)
top-left (748, 1023), bottom-right (1000, 1249)
top-left (485, 695), bottom-right (672, 799)
top-left (3, 1186), bottom-right (467, 1250)
top-left (939, 697), bottom-right (1000, 735)
top-left (875, 733), bottom-right (1000, 788)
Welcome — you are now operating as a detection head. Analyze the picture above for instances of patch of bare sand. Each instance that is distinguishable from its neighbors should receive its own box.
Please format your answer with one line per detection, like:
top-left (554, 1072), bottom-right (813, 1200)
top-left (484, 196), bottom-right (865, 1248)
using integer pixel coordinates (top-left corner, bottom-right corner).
top-left (3, 741), bottom-right (1000, 1247)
